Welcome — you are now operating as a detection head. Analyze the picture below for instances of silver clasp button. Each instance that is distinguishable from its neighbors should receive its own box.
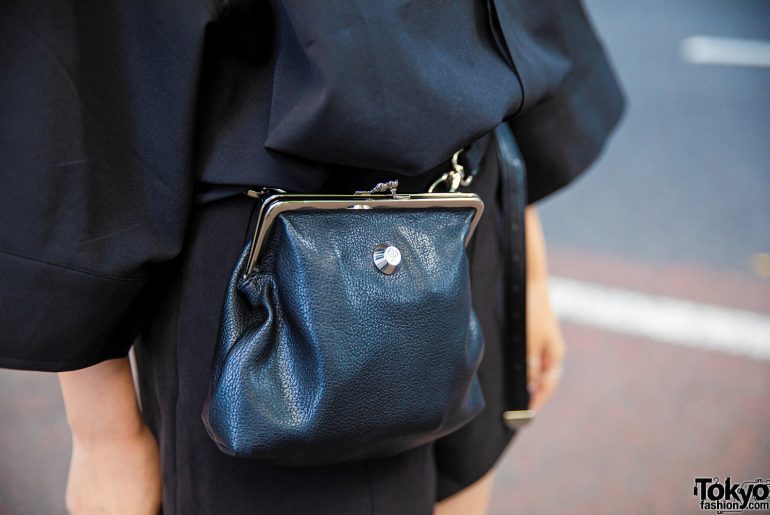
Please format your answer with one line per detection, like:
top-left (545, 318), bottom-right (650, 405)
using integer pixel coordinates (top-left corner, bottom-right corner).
top-left (373, 243), bottom-right (401, 275)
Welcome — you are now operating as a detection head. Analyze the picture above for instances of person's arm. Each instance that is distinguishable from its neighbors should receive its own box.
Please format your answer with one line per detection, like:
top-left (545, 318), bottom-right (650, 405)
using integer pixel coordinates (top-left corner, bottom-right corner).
top-left (524, 206), bottom-right (566, 411)
top-left (58, 357), bottom-right (162, 515)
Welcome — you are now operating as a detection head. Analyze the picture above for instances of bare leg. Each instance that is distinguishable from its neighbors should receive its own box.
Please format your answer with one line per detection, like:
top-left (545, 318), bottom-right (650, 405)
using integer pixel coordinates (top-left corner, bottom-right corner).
top-left (434, 469), bottom-right (496, 515)
top-left (59, 357), bottom-right (161, 515)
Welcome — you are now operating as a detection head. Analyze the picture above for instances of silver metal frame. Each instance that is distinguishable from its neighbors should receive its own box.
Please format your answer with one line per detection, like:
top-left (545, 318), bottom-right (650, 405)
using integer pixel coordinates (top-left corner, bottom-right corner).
top-left (244, 192), bottom-right (485, 275)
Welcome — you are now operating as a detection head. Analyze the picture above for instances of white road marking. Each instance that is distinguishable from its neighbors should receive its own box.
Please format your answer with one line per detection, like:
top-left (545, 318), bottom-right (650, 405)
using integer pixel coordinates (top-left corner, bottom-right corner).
top-left (549, 277), bottom-right (770, 361)
top-left (680, 36), bottom-right (770, 67)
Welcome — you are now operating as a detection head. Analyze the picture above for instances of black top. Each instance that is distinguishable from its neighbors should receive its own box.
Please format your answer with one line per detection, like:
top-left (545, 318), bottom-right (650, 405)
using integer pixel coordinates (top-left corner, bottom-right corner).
top-left (0, 0), bottom-right (624, 371)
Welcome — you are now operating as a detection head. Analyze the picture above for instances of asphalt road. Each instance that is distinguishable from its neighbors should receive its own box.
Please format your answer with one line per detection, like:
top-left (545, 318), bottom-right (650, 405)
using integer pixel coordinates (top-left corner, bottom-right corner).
top-left (540, 0), bottom-right (770, 273)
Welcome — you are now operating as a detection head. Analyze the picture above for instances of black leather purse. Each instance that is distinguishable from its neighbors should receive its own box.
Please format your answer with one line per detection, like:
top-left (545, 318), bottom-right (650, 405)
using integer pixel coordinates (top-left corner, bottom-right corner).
top-left (201, 123), bottom-right (531, 466)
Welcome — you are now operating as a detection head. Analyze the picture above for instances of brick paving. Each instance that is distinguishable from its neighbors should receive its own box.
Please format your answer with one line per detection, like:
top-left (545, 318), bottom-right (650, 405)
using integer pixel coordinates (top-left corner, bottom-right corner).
top-left (489, 323), bottom-right (770, 515)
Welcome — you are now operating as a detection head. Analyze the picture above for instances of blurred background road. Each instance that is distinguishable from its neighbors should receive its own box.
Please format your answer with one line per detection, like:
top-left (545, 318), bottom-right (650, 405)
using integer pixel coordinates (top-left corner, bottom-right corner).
top-left (1, 0), bottom-right (769, 513)
top-left (492, 0), bottom-right (770, 513)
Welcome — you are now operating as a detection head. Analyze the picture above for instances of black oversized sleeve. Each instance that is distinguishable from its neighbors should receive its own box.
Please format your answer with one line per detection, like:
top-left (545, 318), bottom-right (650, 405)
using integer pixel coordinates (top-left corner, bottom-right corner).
top-left (499, 0), bottom-right (625, 204)
top-left (0, 1), bottom-right (211, 371)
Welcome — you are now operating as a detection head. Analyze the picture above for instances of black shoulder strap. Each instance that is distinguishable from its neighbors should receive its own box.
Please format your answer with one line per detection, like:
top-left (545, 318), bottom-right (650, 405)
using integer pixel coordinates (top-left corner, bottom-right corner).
top-left (493, 123), bottom-right (535, 430)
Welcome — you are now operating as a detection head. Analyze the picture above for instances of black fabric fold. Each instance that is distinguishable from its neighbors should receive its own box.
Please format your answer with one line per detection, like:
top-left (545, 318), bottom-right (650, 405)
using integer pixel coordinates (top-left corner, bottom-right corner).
top-left (0, 250), bottom-right (152, 371)
top-left (0, 0), bottom-right (624, 374)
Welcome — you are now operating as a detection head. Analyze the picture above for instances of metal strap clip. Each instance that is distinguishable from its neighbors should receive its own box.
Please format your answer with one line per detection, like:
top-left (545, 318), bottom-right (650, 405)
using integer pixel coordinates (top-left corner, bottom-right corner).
top-left (428, 149), bottom-right (474, 193)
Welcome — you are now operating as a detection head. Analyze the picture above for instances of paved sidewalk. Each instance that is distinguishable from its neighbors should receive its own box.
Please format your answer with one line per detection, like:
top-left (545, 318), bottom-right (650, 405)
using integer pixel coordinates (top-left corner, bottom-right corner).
top-left (490, 323), bottom-right (770, 515)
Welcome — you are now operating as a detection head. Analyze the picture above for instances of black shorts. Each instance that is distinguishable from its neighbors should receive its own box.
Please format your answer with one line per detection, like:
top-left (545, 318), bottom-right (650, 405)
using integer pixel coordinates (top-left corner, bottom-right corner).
top-left (134, 147), bottom-right (516, 515)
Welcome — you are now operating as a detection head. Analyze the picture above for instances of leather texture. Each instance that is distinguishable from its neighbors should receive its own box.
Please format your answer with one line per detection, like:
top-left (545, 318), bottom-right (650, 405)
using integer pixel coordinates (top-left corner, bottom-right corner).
top-left (202, 207), bottom-right (486, 466)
